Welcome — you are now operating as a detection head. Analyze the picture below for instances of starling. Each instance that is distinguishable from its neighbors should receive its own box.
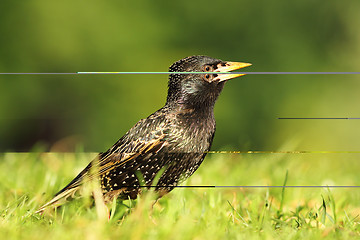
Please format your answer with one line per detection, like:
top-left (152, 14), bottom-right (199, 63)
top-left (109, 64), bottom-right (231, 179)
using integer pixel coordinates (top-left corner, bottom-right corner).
top-left (37, 55), bottom-right (251, 212)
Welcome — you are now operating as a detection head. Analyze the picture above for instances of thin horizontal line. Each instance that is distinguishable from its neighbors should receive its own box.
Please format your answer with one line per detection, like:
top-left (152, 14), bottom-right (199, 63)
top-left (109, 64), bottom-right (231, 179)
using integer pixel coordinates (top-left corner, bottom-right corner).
top-left (205, 151), bottom-right (360, 154)
top-left (77, 72), bottom-right (243, 74)
top-left (278, 118), bottom-right (349, 120)
top-left (0, 73), bottom-right (76, 75)
top-left (122, 185), bottom-right (360, 188)
top-left (77, 72), bottom-right (360, 75)
top-left (278, 117), bottom-right (360, 120)
top-left (242, 72), bottom-right (360, 75)
top-left (213, 185), bottom-right (360, 188)
top-left (3, 151), bottom-right (360, 154)
top-left (0, 72), bottom-right (359, 75)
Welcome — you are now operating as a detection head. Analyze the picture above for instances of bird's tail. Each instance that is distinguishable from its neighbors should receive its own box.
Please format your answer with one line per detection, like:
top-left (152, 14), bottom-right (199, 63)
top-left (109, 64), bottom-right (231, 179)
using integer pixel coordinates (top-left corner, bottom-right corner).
top-left (36, 160), bottom-right (94, 214)
top-left (35, 187), bottom-right (80, 214)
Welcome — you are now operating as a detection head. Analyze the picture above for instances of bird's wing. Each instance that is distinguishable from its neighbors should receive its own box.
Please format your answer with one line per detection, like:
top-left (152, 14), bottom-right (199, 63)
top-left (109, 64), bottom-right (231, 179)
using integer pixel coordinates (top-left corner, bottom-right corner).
top-left (63, 133), bottom-right (167, 191)
top-left (36, 116), bottom-right (170, 213)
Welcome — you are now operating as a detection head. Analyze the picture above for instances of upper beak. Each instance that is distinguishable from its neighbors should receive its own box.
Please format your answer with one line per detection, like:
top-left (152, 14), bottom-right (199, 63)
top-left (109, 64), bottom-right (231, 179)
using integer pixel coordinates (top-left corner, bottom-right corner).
top-left (213, 61), bottom-right (252, 82)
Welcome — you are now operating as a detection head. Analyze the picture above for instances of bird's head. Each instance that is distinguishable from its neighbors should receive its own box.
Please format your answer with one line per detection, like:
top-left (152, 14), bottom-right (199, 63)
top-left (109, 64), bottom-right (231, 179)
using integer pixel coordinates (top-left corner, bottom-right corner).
top-left (166, 55), bottom-right (251, 111)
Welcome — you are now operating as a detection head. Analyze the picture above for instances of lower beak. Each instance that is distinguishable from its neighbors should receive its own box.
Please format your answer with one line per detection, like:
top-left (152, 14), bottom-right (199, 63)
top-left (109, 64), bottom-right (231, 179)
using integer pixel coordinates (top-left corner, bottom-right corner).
top-left (213, 61), bottom-right (252, 82)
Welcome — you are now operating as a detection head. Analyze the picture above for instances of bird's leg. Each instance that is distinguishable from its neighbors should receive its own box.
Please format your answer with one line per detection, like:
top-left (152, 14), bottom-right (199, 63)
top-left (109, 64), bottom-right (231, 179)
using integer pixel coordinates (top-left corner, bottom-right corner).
top-left (92, 185), bottom-right (110, 221)
top-left (148, 197), bottom-right (160, 225)
top-left (151, 197), bottom-right (159, 210)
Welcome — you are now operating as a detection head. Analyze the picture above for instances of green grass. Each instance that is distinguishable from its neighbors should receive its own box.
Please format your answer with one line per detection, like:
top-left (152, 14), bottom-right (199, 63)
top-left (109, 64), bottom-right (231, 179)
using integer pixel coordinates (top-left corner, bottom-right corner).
top-left (1, 151), bottom-right (360, 239)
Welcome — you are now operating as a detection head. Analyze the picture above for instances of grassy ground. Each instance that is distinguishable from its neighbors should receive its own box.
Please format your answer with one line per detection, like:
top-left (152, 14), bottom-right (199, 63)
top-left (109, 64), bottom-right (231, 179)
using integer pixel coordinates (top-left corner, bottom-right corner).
top-left (1, 151), bottom-right (360, 239)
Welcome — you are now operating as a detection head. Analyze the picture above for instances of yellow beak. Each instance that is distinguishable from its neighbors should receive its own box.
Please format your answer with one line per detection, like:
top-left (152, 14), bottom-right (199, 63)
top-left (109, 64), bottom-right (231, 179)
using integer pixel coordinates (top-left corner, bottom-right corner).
top-left (213, 61), bottom-right (252, 82)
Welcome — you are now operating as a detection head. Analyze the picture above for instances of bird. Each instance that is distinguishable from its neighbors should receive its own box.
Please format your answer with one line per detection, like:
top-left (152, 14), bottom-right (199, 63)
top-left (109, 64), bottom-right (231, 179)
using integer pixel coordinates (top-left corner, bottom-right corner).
top-left (36, 55), bottom-right (251, 213)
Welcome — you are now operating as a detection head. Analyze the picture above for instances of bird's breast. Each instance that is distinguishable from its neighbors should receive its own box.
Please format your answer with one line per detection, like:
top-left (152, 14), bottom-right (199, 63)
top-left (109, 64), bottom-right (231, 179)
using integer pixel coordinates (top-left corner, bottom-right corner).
top-left (167, 113), bottom-right (216, 153)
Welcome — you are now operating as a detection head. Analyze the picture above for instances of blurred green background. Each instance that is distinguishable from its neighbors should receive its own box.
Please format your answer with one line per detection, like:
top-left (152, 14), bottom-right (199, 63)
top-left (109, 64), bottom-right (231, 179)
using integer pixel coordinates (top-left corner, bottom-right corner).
top-left (0, 0), bottom-right (360, 152)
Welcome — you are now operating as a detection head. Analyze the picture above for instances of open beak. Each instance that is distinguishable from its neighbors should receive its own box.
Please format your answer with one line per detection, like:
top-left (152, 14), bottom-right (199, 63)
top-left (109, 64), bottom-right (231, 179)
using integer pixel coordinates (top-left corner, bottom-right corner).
top-left (213, 61), bottom-right (252, 82)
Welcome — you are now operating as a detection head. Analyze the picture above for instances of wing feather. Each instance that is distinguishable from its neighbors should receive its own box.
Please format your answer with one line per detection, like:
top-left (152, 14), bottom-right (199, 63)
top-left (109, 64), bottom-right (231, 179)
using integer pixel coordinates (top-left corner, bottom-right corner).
top-left (37, 115), bottom-right (170, 213)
